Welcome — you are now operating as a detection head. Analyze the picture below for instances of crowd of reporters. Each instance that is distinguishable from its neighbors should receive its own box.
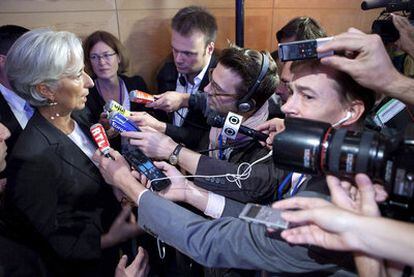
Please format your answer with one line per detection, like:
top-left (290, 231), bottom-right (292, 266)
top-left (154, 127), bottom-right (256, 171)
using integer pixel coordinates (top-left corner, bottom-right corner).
top-left (0, 3), bottom-right (414, 277)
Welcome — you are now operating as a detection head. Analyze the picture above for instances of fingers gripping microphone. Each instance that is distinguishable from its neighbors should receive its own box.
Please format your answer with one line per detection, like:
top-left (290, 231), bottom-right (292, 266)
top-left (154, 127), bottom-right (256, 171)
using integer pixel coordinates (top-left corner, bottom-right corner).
top-left (90, 123), bottom-right (111, 157)
top-left (206, 111), bottom-right (269, 142)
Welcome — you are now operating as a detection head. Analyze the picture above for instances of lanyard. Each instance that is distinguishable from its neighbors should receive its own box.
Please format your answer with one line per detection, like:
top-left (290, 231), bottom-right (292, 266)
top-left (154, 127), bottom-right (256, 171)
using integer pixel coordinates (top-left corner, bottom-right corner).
top-left (218, 133), bottom-right (224, 160)
top-left (96, 77), bottom-right (123, 105)
top-left (277, 172), bottom-right (304, 200)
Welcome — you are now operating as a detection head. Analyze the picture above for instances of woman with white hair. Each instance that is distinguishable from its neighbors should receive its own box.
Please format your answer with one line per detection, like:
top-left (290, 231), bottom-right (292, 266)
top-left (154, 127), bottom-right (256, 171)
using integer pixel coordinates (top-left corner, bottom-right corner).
top-left (2, 29), bottom-right (141, 276)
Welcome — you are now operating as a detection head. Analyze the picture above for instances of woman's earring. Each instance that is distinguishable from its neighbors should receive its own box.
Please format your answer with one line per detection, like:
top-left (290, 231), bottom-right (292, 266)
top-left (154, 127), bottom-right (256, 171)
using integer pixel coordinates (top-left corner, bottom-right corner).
top-left (48, 100), bottom-right (60, 120)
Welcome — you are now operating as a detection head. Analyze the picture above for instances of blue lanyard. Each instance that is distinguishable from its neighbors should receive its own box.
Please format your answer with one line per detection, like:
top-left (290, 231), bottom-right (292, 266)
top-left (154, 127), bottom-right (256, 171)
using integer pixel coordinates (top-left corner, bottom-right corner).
top-left (277, 172), bottom-right (293, 200)
top-left (277, 172), bottom-right (304, 200)
top-left (218, 133), bottom-right (223, 160)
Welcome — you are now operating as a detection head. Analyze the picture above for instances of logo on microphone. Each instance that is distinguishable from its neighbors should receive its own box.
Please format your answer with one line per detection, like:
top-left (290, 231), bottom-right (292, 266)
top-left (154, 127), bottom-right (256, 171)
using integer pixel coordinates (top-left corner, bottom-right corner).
top-left (222, 112), bottom-right (243, 140)
top-left (229, 115), bottom-right (240, 125)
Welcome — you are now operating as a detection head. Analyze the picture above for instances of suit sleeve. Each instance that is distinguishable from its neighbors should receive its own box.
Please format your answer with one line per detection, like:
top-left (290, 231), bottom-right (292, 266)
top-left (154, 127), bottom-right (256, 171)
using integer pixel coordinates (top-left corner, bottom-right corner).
top-left (165, 123), bottom-right (209, 150)
top-left (7, 145), bottom-right (101, 260)
top-left (194, 155), bottom-right (284, 203)
top-left (138, 192), bottom-right (354, 274)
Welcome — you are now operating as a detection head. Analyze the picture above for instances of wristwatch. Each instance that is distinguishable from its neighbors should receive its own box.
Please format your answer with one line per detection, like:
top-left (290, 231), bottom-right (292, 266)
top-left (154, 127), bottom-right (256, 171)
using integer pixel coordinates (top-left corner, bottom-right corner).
top-left (168, 144), bottom-right (183, 165)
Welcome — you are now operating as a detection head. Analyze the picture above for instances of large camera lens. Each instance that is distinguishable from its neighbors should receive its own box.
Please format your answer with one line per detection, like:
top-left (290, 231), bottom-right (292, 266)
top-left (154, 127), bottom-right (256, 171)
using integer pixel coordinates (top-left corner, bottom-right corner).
top-left (272, 118), bottom-right (332, 175)
top-left (272, 117), bottom-right (388, 179)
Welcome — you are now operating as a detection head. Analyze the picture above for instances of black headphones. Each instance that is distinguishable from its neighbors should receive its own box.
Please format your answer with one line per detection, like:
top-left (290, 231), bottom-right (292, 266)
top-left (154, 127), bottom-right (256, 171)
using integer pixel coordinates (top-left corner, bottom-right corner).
top-left (237, 52), bottom-right (270, 113)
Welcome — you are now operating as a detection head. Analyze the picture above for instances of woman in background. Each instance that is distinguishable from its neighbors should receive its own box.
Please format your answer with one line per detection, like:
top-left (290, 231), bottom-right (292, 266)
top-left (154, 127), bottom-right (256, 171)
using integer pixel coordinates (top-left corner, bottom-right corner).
top-left (83, 31), bottom-right (149, 151)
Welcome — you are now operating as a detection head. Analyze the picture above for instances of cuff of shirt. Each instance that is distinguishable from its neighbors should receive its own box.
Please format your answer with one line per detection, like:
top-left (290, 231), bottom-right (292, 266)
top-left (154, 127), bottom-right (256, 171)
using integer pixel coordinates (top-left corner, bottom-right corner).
top-left (204, 191), bottom-right (225, 219)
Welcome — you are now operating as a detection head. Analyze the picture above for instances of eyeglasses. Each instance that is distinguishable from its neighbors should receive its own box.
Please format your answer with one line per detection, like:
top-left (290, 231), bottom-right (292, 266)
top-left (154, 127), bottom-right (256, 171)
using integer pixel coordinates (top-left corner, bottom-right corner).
top-left (90, 52), bottom-right (117, 62)
top-left (208, 69), bottom-right (238, 98)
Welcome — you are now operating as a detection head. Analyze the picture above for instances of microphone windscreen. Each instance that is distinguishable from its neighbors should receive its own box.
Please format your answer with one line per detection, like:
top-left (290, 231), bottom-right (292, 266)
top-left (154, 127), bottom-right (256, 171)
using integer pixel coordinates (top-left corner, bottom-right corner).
top-left (206, 111), bottom-right (225, 128)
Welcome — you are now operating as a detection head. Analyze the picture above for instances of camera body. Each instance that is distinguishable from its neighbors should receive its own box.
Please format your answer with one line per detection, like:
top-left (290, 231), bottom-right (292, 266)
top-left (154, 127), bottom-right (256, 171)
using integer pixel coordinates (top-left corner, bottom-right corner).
top-left (372, 19), bottom-right (400, 43)
top-left (272, 117), bottom-right (414, 221)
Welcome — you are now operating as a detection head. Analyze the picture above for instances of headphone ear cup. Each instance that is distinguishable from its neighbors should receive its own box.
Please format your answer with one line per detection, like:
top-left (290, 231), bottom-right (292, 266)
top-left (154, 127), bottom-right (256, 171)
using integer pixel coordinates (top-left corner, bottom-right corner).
top-left (238, 99), bottom-right (255, 113)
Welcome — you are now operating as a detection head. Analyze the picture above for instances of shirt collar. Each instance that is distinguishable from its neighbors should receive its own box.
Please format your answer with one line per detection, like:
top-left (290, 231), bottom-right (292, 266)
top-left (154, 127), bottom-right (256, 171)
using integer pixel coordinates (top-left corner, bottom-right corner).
top-left (0, 82), bottom-right (26, 111)
top-left (179, 55), bottom-right (212, 87)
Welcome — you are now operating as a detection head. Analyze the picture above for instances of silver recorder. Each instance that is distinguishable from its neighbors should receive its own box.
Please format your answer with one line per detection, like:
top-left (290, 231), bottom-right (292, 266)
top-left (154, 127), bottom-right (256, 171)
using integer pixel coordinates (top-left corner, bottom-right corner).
top-left (278, 37), bottom-right (334, 62)
top-left (239, 203), bottom-right (289, 229)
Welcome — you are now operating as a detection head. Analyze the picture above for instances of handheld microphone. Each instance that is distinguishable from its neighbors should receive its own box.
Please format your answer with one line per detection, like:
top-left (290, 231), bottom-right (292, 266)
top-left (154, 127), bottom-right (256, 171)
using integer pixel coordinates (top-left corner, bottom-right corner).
top-left (104, 100), bottom-right (131, 116)
top-left (108, 111), bottom-right (140, 133)
top-left (90, 123), bottom-right (111, 157)
top-left (129, 90), bottom-right (155, 104)
top-left (206, 111), bottom-right (269, 142)
top-left (361, 0), bottom-right (389, 10)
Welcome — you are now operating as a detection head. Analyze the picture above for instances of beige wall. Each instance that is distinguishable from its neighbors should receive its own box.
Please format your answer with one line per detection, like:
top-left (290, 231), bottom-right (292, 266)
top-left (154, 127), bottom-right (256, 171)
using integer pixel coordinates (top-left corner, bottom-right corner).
top-left (0, 0), bottom-right (378, 90)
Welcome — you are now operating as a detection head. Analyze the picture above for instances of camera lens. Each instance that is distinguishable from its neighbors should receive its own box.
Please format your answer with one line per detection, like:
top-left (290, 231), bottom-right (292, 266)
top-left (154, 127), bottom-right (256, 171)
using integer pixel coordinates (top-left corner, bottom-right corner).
top-left (272, 117), bottom-right (388, 179)
top-left (272, 117), bottom-right (332, 175)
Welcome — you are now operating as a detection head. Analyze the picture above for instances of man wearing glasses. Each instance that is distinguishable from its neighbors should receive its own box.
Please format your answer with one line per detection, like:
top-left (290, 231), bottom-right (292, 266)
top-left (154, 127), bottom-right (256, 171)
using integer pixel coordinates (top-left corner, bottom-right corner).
top-left (126, 45), bottom-right (278, 192)
top-left (125, 45), bottom-right (279, 276)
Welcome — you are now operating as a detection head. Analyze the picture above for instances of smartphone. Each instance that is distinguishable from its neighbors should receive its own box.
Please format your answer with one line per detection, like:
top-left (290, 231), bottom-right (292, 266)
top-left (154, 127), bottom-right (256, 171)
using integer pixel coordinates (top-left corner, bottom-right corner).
top-left (123, 147), bottom-right (171, 191)
top-left (278, 37), bottom-right (333, 62)
top-left (239, 203), bottom-right (289, 229)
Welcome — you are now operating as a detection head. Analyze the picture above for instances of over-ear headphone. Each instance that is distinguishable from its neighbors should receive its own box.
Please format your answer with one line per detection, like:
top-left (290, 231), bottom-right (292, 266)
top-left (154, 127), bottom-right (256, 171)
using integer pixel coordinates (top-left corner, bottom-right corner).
top-left (237, 53), bottom-right (270, 113)
top-left (332, 111), bottom-right (353, 127)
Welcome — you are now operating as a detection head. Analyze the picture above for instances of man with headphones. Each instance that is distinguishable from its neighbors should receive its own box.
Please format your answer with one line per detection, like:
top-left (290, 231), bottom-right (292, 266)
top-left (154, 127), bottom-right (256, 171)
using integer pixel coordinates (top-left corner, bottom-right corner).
top-left (126, 46), bottom-right (279, 198)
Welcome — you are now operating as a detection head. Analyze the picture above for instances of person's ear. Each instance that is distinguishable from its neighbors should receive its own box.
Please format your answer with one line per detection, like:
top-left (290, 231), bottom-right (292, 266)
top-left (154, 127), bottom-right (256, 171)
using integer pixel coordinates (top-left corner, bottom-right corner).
top-left (35, 83), bottom-right (55, 101)
top-left (206, 42), bottom-right (215, 56)
top-left (341, 100), bottom-right (365, 126)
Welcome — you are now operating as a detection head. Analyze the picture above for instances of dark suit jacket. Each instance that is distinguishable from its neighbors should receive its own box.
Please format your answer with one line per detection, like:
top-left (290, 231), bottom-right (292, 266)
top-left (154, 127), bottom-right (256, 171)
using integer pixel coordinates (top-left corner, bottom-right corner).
top-left (2, 111), bottom-right (112, 276)
top-left (156, 55), bottom-right (218, 150)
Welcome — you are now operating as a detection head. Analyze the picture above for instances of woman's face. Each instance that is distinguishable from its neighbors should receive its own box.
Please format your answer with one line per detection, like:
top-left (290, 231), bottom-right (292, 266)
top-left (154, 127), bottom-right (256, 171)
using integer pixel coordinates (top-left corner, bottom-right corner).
top-left (54, 67), bottom-right (94, 113)
top-left (89, 41), bottom-right (120, 80)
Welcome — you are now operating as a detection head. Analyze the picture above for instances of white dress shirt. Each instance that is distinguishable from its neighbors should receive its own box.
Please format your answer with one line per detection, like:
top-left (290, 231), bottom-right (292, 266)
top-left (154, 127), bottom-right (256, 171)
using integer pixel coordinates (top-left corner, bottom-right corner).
top-left (0, 83), bottom-right (33, 128)
top-left (173, 56), bottom-right (211, 127)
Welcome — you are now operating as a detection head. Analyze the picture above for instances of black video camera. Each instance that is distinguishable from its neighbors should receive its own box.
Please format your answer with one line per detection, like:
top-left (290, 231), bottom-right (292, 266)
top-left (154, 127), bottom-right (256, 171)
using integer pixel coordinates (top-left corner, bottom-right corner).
top-left (272, 117), bottom-right (414, 221)
top-left (362, 0), bottom-right (414, 43)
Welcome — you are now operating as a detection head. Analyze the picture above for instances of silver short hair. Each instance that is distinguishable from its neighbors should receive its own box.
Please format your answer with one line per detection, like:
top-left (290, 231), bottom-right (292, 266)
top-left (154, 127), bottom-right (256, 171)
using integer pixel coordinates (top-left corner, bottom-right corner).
top-left (5, 29), bottom-right (84, 106)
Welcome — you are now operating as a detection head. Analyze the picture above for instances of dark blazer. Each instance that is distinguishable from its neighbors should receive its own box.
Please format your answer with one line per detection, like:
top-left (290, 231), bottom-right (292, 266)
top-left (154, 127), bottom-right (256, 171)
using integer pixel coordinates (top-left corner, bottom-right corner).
top-left (156, 55), bottom-right (218, 150)
top-left (0, 93), bottom-right (23, 178)
top-left (2, 111), bottom-right (113, 276)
